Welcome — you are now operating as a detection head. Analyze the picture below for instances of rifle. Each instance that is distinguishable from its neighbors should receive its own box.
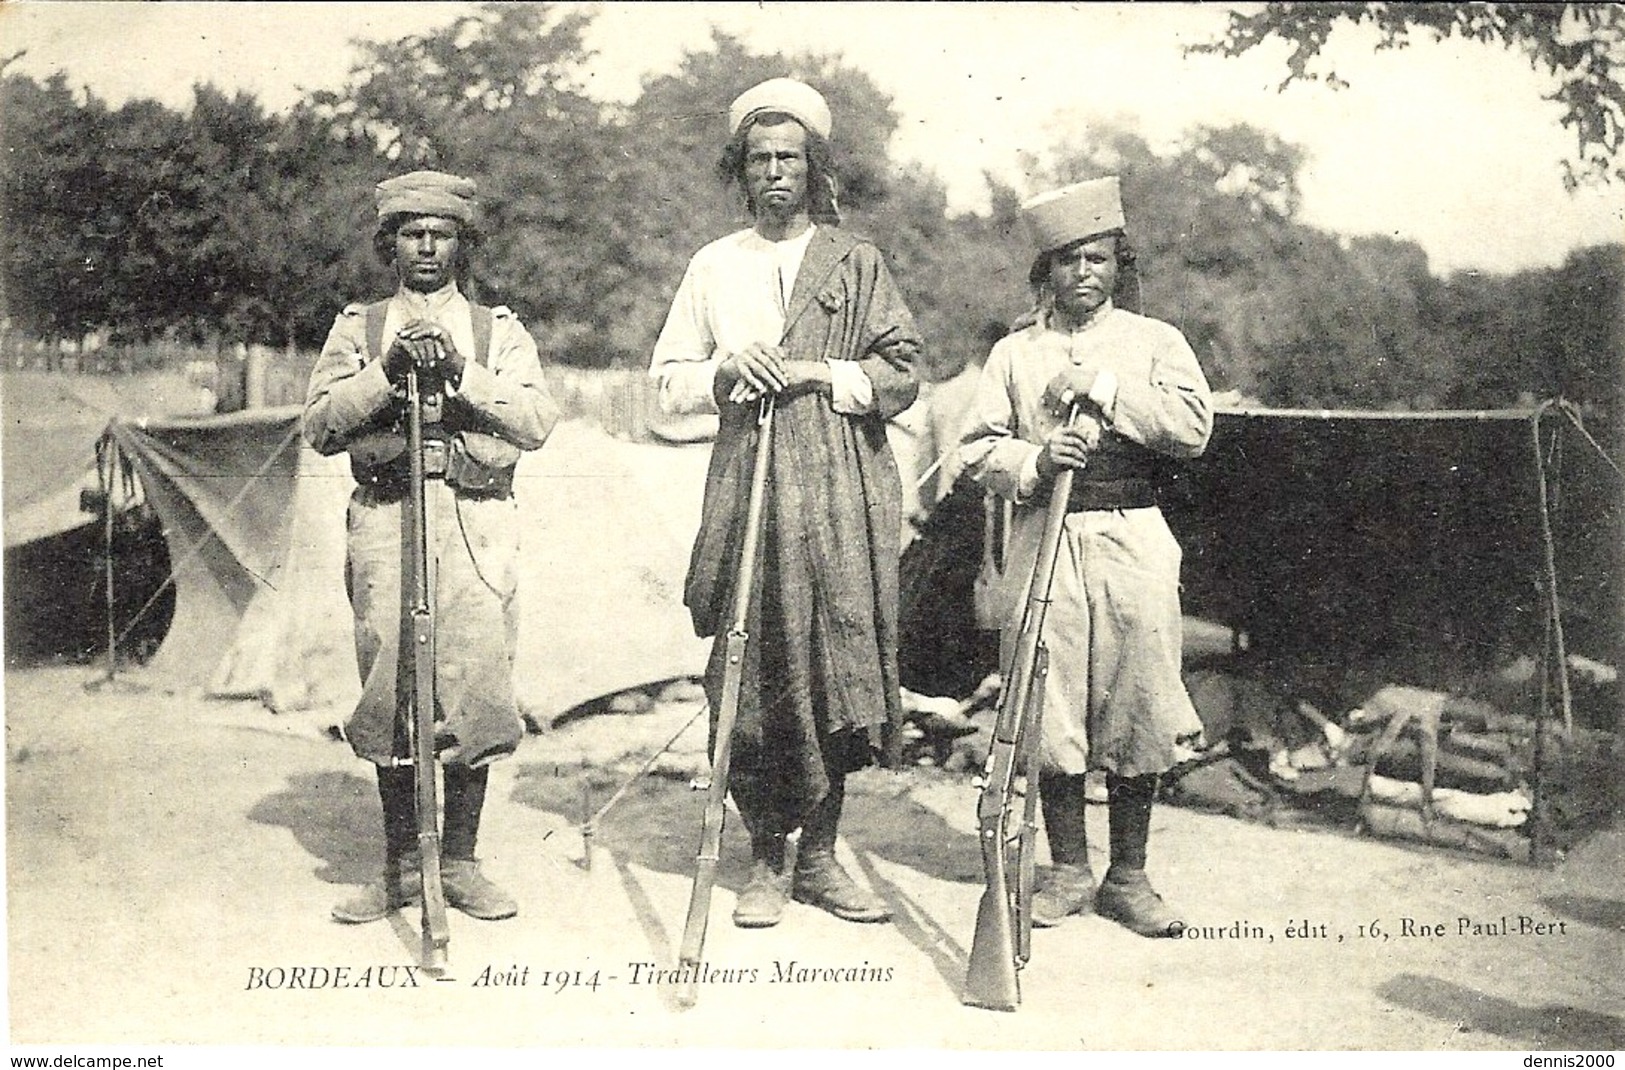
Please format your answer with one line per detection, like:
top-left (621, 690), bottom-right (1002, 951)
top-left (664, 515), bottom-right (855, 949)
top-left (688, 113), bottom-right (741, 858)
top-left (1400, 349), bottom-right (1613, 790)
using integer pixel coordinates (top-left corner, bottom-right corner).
top-left (963, 403), bottom-right (1082, 1012)
top-left (676, 396), bottom-right (776, 1010)
top-left (404, 365), bottom-right (451, 973)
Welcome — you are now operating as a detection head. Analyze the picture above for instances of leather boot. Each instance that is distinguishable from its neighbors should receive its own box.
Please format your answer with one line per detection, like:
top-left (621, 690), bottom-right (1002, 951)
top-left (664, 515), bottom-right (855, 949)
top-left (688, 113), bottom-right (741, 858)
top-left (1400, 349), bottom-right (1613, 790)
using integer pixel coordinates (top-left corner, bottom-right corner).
top-left (1096, 773), bottom-right (1185, 938)
top-left (1032, 862), bottom-right (1096, 928)
top-left (332, 853), bottom-right (423, 923)
top-left (441, 765), bottom-right (517, 920)
top-left (332, 765), bottom-right (420, 924)
top-left (1032, 772), bottom-right (1094, 928)
top-left (1096, 869), bottom-right (1184, 938)
top-left (441, 858), bottom-right (518, 921)
top-left (733, 825), bottom-right (789, 929)
top-left (791, 782), bottom-right (891, 923)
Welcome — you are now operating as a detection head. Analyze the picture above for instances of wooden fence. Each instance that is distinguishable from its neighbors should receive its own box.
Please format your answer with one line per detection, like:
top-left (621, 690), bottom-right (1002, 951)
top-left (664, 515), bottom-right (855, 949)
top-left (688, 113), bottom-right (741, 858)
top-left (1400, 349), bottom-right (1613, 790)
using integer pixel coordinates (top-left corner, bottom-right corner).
top-left (2, 332), bottom-right (672, 442)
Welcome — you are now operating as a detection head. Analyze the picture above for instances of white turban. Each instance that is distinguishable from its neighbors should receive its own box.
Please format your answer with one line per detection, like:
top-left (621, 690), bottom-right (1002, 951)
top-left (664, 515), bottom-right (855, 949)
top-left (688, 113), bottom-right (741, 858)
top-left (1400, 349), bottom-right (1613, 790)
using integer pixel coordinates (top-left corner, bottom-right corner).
top-left (728, 78), bottom-right (832, 139)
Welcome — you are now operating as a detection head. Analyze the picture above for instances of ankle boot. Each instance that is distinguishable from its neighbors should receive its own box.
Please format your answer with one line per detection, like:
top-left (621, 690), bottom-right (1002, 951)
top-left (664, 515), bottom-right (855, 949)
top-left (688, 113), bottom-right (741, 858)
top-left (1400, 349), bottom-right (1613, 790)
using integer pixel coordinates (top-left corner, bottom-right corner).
top-left (791, 782), bottom-right (891, 923)
top-left (1032, 772), bottom-right (1094, 927)
top-left (440, 858), bottom-right (517, 920)
top-left (332, 766), bottom-right (420, 924)
top-left (332, 852), bottom-right (423, 923)
top-left (733, 826), bottom-right (789, 929)
top-left (1096, 773), bottom-right (1184, 938)
top-left (441, 765), bottom-right (516, 920)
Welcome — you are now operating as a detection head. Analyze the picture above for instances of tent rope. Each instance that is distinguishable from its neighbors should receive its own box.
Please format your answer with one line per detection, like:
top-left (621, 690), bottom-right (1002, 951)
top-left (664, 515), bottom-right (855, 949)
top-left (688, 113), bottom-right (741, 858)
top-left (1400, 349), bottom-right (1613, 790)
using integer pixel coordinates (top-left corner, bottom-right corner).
top-left (105, 418), bottom-right (304, 656)
top-left (1555, 399), bottom-right (1624, 483)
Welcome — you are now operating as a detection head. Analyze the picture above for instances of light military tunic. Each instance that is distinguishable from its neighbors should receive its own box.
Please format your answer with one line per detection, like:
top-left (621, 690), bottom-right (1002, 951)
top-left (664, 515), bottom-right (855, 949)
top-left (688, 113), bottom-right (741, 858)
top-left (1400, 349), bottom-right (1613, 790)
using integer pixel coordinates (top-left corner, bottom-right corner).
top-left (959, 301), bottom-right (1212, 777)
top-left (304, 283), bottom-right (558, 768)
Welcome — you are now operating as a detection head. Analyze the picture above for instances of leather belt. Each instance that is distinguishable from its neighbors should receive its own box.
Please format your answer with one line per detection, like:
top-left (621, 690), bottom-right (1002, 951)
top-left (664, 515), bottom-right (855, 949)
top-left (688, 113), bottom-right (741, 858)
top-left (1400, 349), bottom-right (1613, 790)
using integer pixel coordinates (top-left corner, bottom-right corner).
top-left (352, 443), bottom-right (514, 502)
top-left (1054, 476), bottom-right (1158, 512)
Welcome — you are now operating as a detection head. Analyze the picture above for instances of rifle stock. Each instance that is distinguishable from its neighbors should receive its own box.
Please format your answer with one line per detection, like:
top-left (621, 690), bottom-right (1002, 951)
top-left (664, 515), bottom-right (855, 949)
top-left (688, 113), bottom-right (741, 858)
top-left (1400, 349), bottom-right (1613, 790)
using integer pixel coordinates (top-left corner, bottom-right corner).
top-left (406, 367), bottom-right (450, 973)
top-left (963, 404), bottom-right (1081, 1011)
top-left (676, 398), bottom-right (775, 1009)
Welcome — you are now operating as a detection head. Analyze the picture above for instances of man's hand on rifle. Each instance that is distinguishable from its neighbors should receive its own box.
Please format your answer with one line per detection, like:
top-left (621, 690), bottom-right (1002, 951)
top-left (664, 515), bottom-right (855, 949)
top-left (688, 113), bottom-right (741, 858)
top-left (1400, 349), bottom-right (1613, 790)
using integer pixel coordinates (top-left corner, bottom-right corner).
top-left (1042, 366), bottom-right (1105, 416)
top-left (396, 320), bottom-right (466, 388)
top-left (1036, 417), bottom-right (1103, 477)
top-left (720, 343), bottom-right (788, 404)
top-left (383, 335), bottom-right (417, 386)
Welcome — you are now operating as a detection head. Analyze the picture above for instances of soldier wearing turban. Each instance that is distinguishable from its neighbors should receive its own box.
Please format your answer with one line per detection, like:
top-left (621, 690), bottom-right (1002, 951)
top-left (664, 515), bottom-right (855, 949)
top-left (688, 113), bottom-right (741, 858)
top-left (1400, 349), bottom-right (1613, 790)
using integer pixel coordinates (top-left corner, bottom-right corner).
top-left (304, 171), bottom-right (559, 925)
top-left (650, 78), bottom-right (922, 929)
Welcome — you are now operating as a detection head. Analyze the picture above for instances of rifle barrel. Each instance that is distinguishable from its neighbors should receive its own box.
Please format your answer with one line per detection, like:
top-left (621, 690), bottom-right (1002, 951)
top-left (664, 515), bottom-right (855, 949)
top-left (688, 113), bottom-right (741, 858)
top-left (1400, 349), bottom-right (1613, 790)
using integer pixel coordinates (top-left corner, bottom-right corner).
top-left (406, 366), bottom-right (450, 972)
top-left (963, 404), bottom-right (1082, 1010)
top-left (676, 397), bottom-right (776, 1009)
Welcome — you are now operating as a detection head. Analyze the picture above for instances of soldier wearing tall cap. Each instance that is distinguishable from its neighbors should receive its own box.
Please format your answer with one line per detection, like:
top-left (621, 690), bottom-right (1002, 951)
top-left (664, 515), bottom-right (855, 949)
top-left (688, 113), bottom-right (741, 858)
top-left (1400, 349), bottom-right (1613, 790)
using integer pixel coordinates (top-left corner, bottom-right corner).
top-left (650, 77), bottom-right (922, 929)
top-left (959, 177), bottom-right (1212, 937)
top-left (304, 170), bottom-right (559, 925)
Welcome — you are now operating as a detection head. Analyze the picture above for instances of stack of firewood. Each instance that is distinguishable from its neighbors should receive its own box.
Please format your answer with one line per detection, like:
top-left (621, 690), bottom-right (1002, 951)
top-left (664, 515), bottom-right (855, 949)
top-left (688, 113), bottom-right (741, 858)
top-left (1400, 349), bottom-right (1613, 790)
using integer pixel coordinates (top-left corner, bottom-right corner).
top-left (1343, 684), bottom-right (1613, 861)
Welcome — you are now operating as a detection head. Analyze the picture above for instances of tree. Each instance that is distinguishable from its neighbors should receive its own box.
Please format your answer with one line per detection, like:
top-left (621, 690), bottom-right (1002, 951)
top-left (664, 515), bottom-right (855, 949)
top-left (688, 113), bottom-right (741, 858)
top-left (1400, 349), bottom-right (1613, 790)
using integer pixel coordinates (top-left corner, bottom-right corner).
top-left (1190, 3), bottom-right (1625, 189)
top-left (228, 104), bottom-right (391, 352)
top-left (1540, 244), bottom-right (1624, 423)
top-left (0, 72), bottom-right (108, 351)
top-left (312, 2), bottom-right (645, 363)
top-left (141, 86), bottom-right (286, 344)
top-left (1437, 244), bottom-right (1625, 421)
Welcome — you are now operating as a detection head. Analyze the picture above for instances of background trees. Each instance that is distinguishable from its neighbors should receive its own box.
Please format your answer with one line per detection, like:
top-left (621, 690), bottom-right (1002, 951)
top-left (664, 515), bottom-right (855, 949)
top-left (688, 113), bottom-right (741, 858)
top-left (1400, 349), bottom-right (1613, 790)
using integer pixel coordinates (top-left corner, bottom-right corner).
top-left (1191, 3), bottom-right (1625, 189)
top-left (1, 1), bottom-right (1619, 422)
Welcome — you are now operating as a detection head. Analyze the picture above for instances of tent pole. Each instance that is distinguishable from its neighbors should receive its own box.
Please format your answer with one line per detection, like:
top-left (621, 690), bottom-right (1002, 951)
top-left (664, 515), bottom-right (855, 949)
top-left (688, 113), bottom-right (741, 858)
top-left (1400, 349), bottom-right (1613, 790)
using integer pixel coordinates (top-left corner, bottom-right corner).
top-left (102, 438), bottom-right (117, 684)
top-left (1529, 402), bottom-right (1572, 865)
top-left (578, 702), bottom-right (708, 871)
top-left (1532, 406), bottom-right (1575, 740)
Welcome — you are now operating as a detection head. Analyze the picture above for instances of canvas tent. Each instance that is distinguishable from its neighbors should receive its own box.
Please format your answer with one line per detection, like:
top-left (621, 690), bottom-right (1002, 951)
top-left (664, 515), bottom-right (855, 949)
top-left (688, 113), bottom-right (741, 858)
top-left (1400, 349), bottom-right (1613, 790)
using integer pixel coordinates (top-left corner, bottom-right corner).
top-left (1159, 404), bottom-right (1622, 702)
top-left (889, 399), bottom-right (1621, 861)
top-left (49, 406), bottom-right (711, 723)
top-left (3, 373), bottom-right (187, 664)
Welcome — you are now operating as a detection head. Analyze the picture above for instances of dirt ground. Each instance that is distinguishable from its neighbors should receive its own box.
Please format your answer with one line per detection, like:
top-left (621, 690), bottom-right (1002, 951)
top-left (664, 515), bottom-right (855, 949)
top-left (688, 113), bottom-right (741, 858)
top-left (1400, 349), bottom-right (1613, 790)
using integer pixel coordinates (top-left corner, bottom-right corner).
top-left (5, 372), bottom-right (1620, 1053)
top-left (5, 662), bottom-right (1621, 1053)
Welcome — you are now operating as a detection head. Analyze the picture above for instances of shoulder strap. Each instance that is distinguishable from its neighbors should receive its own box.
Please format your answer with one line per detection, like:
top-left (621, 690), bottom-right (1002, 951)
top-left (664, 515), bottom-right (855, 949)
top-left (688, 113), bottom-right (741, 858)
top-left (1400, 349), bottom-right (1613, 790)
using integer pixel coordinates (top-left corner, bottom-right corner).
top-left (471, 304), bottom-right (494, 368)
top-left (364, 297), bottom-right (491, 366)
top-left (363, 300), bottom-right (391, 362)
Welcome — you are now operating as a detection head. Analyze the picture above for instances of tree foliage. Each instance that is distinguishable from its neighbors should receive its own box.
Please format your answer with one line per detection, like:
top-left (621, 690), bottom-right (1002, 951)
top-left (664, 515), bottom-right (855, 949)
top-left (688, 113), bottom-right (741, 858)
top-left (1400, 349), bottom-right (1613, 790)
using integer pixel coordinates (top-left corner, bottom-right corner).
top-left (0, 4), bottom-right (1617, 423)
top-left (310, 2), bottom-right (648, 364)
top-left (1, 72), bottom-right (103, 345)
top-left (1190, 2), bottom-right (1625, 188)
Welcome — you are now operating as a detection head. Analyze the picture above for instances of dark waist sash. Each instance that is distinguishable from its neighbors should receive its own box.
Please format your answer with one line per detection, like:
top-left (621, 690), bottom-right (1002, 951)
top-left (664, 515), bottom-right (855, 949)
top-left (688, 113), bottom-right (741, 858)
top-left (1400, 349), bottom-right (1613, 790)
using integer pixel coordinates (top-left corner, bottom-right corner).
top-left (1059, 476), bottom-right (1158, 512)
top-left (1044, 434), bottom-right (1160, 511)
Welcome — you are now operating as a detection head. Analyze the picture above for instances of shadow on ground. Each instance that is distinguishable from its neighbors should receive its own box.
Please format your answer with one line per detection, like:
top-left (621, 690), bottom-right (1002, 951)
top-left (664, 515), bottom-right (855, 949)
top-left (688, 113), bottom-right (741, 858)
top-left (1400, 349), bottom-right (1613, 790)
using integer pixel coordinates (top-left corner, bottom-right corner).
top-left (511, 762), bottom-right (720, 879)
top-left (1378, 973), bottom-right (1625, 1050)
top-left (247, 769), bottom-right (381, 885)
top-left (510, 763), bottom-right (982, 884)
top-left (1541, 893), bottom-right (1625, 934)
top-left (510, 761), bottom-right (985, 1000)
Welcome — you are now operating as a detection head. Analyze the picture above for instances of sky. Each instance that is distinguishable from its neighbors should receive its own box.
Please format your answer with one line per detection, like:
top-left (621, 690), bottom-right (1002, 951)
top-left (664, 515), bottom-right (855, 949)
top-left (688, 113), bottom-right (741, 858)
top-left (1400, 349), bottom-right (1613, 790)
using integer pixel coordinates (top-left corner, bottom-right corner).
top-left (5, 0), bottom-right (1622, 276)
